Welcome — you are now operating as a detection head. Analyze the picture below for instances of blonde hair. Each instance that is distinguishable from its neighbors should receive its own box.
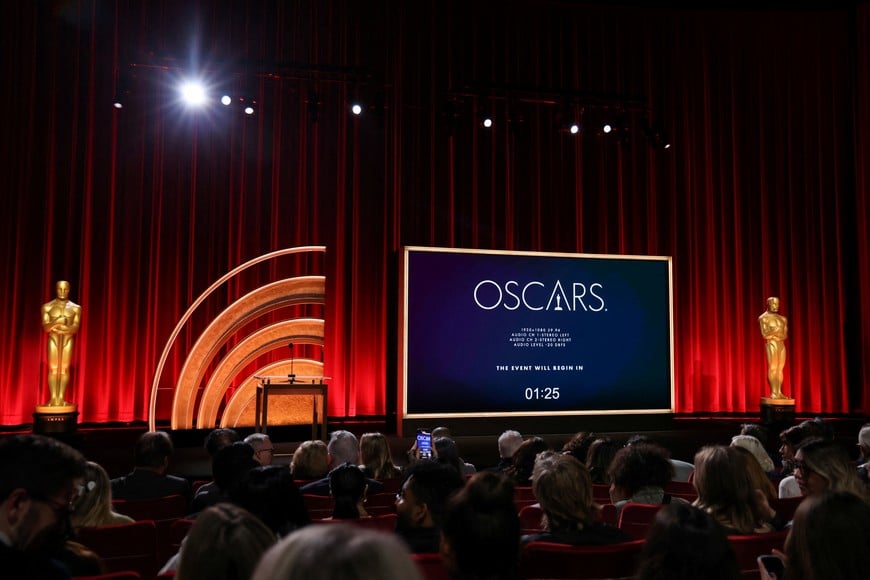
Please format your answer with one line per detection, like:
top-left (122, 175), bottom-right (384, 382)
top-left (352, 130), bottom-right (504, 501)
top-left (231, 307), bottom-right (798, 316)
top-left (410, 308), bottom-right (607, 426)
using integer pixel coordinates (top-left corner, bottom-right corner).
top-left (72, 461), bottom-right (119, 527)
top-left (359, 432), bottom-right (401, 479)
top-left (251, 523), bottom-right (422, 580)
top-left (799, 439), bottom-right (870, 501)
top-left (177, 503), bottom-right (276, 580)
top-left (532, 451), bottom-right (596, 531)
top-left (693, 446), bottom-right (768, 534)
top-left (291, 440), bottom-right (329, 480)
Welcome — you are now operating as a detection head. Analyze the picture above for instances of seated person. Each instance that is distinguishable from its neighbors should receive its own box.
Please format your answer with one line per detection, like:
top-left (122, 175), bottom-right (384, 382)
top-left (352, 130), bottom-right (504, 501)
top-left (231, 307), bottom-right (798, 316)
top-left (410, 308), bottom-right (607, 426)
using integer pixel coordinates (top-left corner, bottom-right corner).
top-left (505, 436), bottom-right (550, 487)
top-left (252, 522), bottom-right (422, 580)
top-left (777, 419), bottom-right (834, 499)
top-left (731, 434), bottom-right (776, 475)
top-left (492, 429), bottom-right (523, 472)
top-left (560, 431), bottom-right (596, 464)
top-left (290, 440), bottom-right (329, 481)
top-left (433, 436), bottom-right (476, 477)
top-left (244, 433), bottom-right (275, 467)
top-left (793, 438), bottom-right (869, 502)
top-left (522, 451), bottom-right (632, 545)
top-left (188, 428), bottom-right (240, 506)
top-left (328, 463), bottom-right (369, 519)
top-left (608, 442), bottom-right (678, 512)
top-left (299, 431), bottom-right (383, 496)
top-left (190, 442), bottom-right (258, 515)
top-left (585, 437), bottom-right (620, 485)
top-left (441, 471), bottom-right (520, 580)
top-left (394, 460), bottom-right (466, 553)
top-left (229, 465), bottom-right (310, 537)
top-left (71, 461), bottom-right (134, 527)
top-left (693, 445), bottom-right (782, 535)
top-left (627, 434), bottom-right (694, 482)
top-left (636, 502), bottom-right (739, 580)
top-left (359, 432), bottom-right (402, 480)
top-left (111, 431), bottom-right (191, 501)
top-left (857, 423), bottom-right (870, 484)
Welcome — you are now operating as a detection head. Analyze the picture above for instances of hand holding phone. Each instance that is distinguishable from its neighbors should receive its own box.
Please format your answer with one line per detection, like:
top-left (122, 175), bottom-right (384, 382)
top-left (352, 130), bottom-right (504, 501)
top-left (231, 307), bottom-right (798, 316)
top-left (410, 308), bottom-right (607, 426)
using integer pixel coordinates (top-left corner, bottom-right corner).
top-left (757, 554), bottom-right (784, 580)
top-left (416, 429), bottom-right (433, 460)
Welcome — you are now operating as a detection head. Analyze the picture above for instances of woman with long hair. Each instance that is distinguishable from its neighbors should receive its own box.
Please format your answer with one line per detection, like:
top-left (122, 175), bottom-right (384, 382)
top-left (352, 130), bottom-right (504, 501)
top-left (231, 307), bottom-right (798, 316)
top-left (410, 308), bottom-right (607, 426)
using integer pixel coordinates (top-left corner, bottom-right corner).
top-left (359, 432), bottom-right (402, 480)
top-left (71, 461), bottom-right (134, 528)
top-left (793, 438), bottom-right (869, 502)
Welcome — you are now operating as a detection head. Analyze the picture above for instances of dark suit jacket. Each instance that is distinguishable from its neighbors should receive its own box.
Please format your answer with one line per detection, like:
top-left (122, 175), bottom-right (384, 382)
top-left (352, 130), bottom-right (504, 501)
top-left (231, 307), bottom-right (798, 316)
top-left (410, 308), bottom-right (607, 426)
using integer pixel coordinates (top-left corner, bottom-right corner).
top-left (110, 468), bottom-right (192, 501)
top-left (299, 476), bottom-right (384, 496)
top-left (0, 541), bottom-right (71, 580)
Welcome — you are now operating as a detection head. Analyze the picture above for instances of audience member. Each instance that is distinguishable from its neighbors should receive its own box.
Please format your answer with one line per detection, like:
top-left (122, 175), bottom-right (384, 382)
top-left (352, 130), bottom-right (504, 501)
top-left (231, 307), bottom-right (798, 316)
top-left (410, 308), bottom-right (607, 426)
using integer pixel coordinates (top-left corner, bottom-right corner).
top-left (244, 433), bottom-right (275, 467)
top-left (441, 471), bottom-right (520, 580)
top-left (394, 460), bottom-right (466, 553)
top-left (693, 445), bottom-right (779, 535)
top-left (359, 432), bottom-right (402, 479)
top-left (768, 491), bottom-right (870, 580)
top-left (0, 434), bottom-right (86, 580)
top-left (506, 436), bottom-right (549, 487)
top-left (492, 430), bottom-right (523, 472)
top-left (190, 442), bottom-right (258, 514)
top-left (778, 420), bottom-right (834, 498)
top-left (636, 502), bottom-right (739, 580)
top-left (560, 431), bottom-right (596, 464)
top-left (251, 522), bottom-right (423, 580)
top-left (585, 437), bottom-right (621, 485)
top-left (299, 431), bottom-right (384, 495)
top-left (607, 442), bottom-right (676, 511)
top-left (71, 461), bottom-right (134, 528)
top-left (290, 440), bottom-right (329, 481)
top-left (793, 438), bottom-right (869, 501)
top-left (111, 431), bottom-right (191, 501)
top-left (175, 503), bottom-right (276, 580)
top-left (731, 446), bottom-right (778, 505)
top-left (731, 434), bottom-right (775, 474)
top-left (627, 434), bottom-right (694, 481)
top-left (189, 428), bottom-right (241, 508)
top-left (524, 451), bottom-right (631, 545)
top-left (328, 463), bottom-right (369, 519)
top-left (434, 436), bottom-right (476, 476)
top-left (229, 465), bottom-right (310, 537)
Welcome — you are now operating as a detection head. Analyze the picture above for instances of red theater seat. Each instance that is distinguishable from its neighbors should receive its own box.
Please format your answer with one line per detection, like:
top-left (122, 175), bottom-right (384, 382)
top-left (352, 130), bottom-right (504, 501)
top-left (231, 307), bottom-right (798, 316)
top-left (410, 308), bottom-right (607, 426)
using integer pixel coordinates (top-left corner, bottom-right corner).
top-left (76, 520), bottom-right (159, 579)
top-left (617, 503), bottom-right (664, 540)
top-left (520, 539), bottom-right (645, 579)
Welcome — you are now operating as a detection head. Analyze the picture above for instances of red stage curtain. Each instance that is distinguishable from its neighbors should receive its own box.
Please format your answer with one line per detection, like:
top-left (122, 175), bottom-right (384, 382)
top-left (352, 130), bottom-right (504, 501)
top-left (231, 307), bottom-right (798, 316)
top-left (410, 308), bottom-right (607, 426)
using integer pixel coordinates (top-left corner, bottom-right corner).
top-left (0, 1), bottom-right (867, 426)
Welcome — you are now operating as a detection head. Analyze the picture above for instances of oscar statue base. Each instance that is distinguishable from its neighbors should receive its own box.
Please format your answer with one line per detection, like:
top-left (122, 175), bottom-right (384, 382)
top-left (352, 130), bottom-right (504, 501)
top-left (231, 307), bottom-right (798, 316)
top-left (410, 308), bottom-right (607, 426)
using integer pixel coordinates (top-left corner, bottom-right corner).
top-left (33, 407), bottom-right (79, 435)
top-left (760, 397), bottom-right (795, 426)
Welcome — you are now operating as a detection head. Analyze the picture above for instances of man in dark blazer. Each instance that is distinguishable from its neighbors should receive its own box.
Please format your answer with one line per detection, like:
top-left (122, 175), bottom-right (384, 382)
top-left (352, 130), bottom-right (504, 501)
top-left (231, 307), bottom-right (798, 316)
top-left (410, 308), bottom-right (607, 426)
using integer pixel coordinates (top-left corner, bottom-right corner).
top-left (111, 431), bottom-right (191, 501)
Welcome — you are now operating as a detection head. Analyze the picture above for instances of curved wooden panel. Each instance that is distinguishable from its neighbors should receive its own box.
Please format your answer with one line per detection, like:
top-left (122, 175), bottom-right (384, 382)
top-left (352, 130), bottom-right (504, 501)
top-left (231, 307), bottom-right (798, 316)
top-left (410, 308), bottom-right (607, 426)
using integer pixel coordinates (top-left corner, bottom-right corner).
top-left (171, 276), bottom-right (325, 429)
top-left (220, 359), bottom-right (325, 428)
top-left (195, 319), bottom-right (324, 428)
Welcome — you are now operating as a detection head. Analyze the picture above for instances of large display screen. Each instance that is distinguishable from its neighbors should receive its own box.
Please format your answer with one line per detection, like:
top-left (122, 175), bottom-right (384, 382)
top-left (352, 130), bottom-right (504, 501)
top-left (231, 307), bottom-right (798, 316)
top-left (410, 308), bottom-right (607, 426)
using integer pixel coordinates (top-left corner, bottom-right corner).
top-left (401, 247), bottom-right (674, 418)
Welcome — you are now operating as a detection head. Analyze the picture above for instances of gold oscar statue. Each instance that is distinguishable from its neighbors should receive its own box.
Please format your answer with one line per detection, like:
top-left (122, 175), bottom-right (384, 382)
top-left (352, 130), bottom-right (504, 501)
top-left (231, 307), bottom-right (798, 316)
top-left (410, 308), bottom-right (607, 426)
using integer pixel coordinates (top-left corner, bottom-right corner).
top-left (758, 296), bottom-right (793, 404)
top-left (37, 280), bottom-right (82, 413)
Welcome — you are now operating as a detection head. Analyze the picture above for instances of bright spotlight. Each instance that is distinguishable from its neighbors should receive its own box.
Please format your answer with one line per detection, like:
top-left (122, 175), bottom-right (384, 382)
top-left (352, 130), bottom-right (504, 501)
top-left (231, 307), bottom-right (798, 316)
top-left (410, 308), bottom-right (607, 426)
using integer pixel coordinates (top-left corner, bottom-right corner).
top-left (220, 95), bottom-right (232, 106)
top-left (350, 103), bottom-right (363, 116)
top-left (602, 123), bottom-right (612, 134)
top-left (244, 106), bottom-right (255, 115)
top-left (482, 117), bottom-right (493, 129)
top-left (180, 81), bottom-right (207, 106)
top-left (113, 101), bottom-right (123, 110)
top-left (569, 123), bottom-right (580, 135)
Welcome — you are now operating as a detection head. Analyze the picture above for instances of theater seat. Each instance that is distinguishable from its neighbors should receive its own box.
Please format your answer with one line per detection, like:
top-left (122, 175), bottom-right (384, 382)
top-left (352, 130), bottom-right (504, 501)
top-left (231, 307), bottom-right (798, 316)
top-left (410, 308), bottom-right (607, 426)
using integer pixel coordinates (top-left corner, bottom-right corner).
top-left (617, 503), bottom-right (664, 540)
top-left (76, 520), bottom-right (159, 578)
top-left (520, 539), bottom-right (645, 579)
top-left (411, 553), bottom-right (450, 580)
top-left (728, 530), bottom-right (789, 579)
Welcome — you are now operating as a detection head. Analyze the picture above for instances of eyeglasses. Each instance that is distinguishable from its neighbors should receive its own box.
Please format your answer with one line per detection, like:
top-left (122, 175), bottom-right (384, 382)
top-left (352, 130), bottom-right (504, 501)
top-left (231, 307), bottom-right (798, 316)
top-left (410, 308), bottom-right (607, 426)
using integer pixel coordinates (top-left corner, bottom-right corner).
top-left (255, 448), bottom-right (275, 455)
top-left (793, 461), bottom-right (814, 475)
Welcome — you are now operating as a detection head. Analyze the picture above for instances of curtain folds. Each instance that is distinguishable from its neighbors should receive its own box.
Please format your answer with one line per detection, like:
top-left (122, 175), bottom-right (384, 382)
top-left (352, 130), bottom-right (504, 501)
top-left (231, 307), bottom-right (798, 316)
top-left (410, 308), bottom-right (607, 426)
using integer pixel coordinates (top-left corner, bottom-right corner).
top-left (1, 1), bottom-right (867, 426)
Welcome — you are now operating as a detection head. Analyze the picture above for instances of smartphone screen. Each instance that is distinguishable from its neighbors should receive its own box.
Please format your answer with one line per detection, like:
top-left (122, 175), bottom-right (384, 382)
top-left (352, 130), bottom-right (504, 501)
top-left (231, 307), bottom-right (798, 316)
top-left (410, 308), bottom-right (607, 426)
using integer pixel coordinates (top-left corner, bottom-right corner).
top-left (757, 555), bottom-right (784, 578)
top-left (416, 429), bottom-right (432, 459)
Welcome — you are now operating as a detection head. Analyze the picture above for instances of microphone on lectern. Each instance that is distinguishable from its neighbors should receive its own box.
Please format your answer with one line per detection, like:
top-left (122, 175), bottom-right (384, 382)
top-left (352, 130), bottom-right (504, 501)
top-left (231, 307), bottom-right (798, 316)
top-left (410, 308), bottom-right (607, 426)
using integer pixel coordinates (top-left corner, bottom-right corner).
top-left (288, 342), bottom-right (296, 383)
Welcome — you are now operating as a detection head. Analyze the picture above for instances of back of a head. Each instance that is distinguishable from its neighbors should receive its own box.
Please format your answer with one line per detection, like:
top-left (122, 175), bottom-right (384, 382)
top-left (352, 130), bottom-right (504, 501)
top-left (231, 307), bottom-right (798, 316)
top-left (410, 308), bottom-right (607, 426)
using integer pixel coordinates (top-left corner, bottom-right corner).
top-left (134, 431), bottom-right (174, 469)
top-left (329, 463), bottom-right (366, 518)
top-left (798, 438), bottom-right (868, 499)
top-left (359, 432), bottom-right (399, 479)
top-left (509, 437), bottom-right (550, 484)
top-left (205, 428), bottom-right (240, 457)
top-left (229, 465), bottom-right (310, 536)
top-left (0, 434), bottom-right (85, 503)
top-left (327, 430), bottom-right (360, 466)
top-left (441, 471), bottom-right (520, 580)
top-left (785, 491), bottom-right (870, 580)
top-left (585, 437), bottom-right (623, 484)
top-left (213, 442), bottom-right (258, 492)
top-left (693, 446), bottom-right (757, 534)
top-left (251, 523), bottom-right (423, 580)
top-left (859, 423), bottom-right (870, 449)
top-left (799, 418), bottom-right (834, 441)
top-left (560, 431), bottom-right (595, 463)
top-left (403, 460), bottom-right (466, 525)
top-left (432, 426), bottom-right (452, 439)
top-left (730, 435), bottom-right (775, 473)
top-left (498, 430), bottom-right (524, 460)
top-left (434, 436), bottom-right (463, 474)
top-left (291, 440), bottom-right (329, 480)
top-left (72, 461), bottom-right (114, 527)
top-left (532, 452), bottom-right (594, 532)
top-left (636, 502), bottom-right (739, 580)
top-left (608, 442), bottom-right (674, 496)
top-left (178, 503), bottom-right (276, 580)
top-left (739, 423), bottom-right (768, 444)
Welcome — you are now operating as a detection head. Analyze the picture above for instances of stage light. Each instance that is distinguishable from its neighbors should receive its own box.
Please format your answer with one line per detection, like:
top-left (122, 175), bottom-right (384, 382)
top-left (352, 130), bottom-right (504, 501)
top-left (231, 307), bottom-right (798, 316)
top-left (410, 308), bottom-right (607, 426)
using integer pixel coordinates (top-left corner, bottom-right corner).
top-left (180, 81), bottom-right (208, 107)
top-left (350, 102), bottom-right (363, 116)
top-left (113, 101), bottom-right (124, 110)
top-left (602, 123), bottom-right (613, 134)
top-left (220, 95), bottom-right (232, 106)
top-left (569, 123), bottom-right (580, 135)
top-left (481, 116), bottom-right (493, 128)
top-left (244, 105), bottom-right (254, 115)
